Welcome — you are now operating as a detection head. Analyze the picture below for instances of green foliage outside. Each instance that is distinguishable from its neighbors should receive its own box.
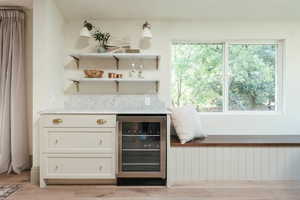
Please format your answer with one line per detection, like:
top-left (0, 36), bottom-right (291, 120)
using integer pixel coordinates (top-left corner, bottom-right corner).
top-left (171, 43), bottom-right (276, 112)
top-left (229, 44), bottom-right (276, 111)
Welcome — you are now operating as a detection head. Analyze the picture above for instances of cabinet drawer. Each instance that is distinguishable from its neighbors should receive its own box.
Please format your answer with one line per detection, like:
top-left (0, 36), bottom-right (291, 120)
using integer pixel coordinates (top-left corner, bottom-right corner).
top-left (42, 115), bottom-right (116, 128)
top-left (44, 128), bottom-right (115, 153)
top-left (42, 154), bottom-right (115, 179)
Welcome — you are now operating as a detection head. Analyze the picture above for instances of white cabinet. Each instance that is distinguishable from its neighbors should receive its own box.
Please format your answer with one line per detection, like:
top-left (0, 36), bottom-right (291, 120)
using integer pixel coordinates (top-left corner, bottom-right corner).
top-left (39, 115), bottom-right (116, 187)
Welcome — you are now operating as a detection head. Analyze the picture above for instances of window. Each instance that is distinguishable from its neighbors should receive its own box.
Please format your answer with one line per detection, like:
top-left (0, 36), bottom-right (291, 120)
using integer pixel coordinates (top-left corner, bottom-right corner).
top-left (171, 41), bottom-right (283, 113)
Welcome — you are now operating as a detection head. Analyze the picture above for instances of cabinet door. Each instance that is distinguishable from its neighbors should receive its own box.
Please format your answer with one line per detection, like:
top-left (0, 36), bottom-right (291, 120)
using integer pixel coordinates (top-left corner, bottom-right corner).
top-left (42, 154), bottom-right (115, 179)
top-left (42, 128), bottom-right (115, 154)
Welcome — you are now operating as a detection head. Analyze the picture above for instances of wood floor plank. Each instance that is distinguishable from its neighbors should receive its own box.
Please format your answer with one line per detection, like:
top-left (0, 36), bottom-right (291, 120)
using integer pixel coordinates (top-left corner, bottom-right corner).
top-left (2, 172), bottom-right (300, 200)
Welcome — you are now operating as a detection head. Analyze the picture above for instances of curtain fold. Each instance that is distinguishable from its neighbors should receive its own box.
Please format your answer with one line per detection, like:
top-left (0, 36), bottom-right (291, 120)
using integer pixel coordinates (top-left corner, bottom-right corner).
top-left (0, 8), bottom-right (29, 174)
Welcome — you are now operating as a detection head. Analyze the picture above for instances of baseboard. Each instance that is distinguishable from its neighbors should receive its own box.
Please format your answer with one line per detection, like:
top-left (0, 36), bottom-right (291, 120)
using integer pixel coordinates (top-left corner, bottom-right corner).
top-left (47, 179), bottom-right (116, 185)
top-left (30, 166), bottom-right (39, 185)
top-left (30, 167), bottom-right (116, 185)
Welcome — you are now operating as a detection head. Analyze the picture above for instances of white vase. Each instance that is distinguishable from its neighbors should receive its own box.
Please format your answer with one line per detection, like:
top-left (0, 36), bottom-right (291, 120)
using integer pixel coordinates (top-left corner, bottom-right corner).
top-left (97, 45), bottom-right (106, 53)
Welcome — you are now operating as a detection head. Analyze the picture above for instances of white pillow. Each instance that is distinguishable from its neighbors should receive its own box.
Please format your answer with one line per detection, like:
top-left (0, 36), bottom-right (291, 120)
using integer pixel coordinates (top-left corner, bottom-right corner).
top-left (171, 105), bottom-right (207, 144)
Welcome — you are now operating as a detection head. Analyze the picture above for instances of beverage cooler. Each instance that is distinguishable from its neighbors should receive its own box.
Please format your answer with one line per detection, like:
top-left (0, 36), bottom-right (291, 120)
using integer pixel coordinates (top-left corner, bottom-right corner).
top-left (117, 115), bottom-right (167, 185)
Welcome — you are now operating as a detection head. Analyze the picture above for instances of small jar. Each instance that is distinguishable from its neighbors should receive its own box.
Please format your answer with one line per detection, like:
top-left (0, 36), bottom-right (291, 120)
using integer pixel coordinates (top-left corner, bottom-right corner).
top-left (108, 73), bottom-right (115, 78)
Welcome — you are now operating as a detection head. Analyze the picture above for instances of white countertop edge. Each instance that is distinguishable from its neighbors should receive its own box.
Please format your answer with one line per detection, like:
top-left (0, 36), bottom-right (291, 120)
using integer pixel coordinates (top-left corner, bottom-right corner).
top-left (39, 110), bottom-right (171, 115)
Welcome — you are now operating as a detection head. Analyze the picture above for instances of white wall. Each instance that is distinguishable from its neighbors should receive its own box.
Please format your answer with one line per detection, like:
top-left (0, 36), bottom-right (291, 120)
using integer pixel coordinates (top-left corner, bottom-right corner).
top-left (32, 0), bottom-right (65, 170)
top-left (64, 19), bottom-right (300, 136)
top-left (63, 19), bottom-right (300, 182)
top-left (30, 2), bottom-right (300, 181)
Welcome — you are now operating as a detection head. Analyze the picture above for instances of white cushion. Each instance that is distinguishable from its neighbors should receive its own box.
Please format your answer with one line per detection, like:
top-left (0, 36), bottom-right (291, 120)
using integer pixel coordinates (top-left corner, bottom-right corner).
top-left (171, 105), bottom-right (207, 144)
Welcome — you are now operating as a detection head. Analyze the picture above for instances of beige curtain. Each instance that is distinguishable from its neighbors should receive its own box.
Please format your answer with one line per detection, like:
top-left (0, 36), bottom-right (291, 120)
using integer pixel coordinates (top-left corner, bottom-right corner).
top-left (0, 8), bottom-right (29, 174)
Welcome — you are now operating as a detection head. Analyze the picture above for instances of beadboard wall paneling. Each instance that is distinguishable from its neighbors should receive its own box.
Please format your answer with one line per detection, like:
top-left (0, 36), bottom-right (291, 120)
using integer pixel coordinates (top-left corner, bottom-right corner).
top-left (168, 146), bottom-right (300, 184)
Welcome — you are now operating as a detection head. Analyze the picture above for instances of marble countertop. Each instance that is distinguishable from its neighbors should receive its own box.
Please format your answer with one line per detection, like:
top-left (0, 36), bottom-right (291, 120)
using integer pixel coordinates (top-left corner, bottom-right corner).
top-left (40, 109), bottom-right (171, 115)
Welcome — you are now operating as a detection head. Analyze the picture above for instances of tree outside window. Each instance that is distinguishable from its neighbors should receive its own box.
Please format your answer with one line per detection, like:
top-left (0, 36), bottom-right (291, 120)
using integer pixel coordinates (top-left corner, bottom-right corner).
top-left (172, 42), bottom-right (279, 112)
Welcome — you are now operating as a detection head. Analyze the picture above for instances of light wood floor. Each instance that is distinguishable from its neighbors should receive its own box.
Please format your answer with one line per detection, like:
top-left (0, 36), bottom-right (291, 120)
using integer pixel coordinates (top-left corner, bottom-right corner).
top-left (1, 171), bottom-right (300, 200)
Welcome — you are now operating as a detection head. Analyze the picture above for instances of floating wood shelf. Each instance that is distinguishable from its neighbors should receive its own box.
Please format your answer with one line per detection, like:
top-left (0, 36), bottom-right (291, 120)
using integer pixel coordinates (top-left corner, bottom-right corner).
top-left (70, 78), bottom-right (160, 93)
top-left (70, 53), bottom-right (160, 70)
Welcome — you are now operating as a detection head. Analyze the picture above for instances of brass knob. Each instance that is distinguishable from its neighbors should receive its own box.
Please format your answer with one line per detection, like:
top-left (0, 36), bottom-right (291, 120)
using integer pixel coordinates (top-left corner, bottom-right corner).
top-left (96, 119), bottom-right (107, 125)
top-left (53, 119), bottom-right (63, 124)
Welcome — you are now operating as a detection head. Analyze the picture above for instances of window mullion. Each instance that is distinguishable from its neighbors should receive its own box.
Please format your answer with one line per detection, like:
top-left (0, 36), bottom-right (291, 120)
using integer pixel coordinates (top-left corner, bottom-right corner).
top-left (223, 42), bottom-right (230, 112)
top-left (275, 44), bottom-right (278, 112)
top-left (276, 41), bottom-right (283, 113)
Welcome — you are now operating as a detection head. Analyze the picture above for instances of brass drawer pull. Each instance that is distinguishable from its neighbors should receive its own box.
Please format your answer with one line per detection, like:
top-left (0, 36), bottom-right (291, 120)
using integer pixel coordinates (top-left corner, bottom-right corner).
top-left (96, 119), bottom-right (107, 125)
top-left (53, 119), bottom-right (63, 124)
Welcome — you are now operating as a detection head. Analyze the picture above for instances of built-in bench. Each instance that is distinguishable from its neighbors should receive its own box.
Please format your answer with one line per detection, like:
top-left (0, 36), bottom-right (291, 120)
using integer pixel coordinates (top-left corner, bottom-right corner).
top-left (169, 130), bottom-right (300, 183)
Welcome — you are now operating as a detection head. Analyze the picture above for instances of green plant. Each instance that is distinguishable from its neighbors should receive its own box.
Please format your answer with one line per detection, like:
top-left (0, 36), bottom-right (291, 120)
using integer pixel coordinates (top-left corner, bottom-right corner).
top-left (92, 29), bottom-right (111, 49)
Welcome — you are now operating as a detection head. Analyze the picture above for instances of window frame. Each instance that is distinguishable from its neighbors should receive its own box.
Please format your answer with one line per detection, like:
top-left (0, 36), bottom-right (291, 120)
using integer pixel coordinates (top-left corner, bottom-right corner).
top-left (171, 40), bottom-right (285, 115)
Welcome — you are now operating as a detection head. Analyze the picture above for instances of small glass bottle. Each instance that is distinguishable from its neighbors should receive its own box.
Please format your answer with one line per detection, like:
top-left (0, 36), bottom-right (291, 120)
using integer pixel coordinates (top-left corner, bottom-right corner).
top-left (138, 64), bottom-right (144, 79)
top-left (129, 63), bottom-right (137, 78)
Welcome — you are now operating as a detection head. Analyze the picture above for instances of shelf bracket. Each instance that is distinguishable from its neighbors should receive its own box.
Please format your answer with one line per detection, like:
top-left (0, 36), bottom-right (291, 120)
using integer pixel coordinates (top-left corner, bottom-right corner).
top-left (113, 56), bottom-right (119, 70)
top-left (155, 81), bottom-right (159, 93)
top-left (156, 56), bottom-right (159, 70)
top-left (71, 56), bottom-right (80, 69)
top-left (72, 80), bottom-right (80, 92)
top-left (115, 81), bottom-right (119, 92)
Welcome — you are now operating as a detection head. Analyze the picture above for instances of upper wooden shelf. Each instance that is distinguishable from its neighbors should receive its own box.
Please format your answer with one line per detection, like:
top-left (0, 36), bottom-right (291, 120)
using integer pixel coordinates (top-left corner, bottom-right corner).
top-left (70, 53), bottom-right (160, 70)
top-left (70, 53), bottom-right (160, 60)
top-left (71, 78), bottom-right (160, 83)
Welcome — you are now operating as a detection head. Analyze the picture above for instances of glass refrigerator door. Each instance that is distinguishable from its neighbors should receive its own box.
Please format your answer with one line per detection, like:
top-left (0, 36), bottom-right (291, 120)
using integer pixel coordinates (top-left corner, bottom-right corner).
top-left (121, 122), bottom-right (161, 172)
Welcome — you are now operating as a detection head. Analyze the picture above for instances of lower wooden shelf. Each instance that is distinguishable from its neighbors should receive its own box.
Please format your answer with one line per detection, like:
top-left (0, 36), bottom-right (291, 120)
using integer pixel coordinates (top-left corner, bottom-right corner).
top-left (70, 78), bottom-right (160, 93)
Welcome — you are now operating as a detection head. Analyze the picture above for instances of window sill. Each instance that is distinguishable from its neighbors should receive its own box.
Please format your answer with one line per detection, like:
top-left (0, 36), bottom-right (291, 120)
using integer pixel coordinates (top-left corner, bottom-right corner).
top-left (197, 111), bottom-right (283, 116)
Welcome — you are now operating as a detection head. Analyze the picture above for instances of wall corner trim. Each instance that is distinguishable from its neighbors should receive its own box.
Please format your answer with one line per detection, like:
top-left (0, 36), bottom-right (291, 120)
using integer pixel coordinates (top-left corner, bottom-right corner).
top-left (30, 166), bottom-right (40, 185)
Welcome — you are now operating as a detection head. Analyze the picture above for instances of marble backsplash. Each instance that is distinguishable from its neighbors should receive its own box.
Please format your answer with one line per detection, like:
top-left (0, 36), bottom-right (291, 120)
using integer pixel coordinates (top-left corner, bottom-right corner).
top-left (64, 95), bottom-right (167, 112)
